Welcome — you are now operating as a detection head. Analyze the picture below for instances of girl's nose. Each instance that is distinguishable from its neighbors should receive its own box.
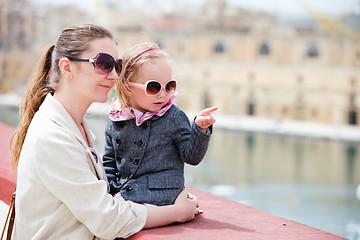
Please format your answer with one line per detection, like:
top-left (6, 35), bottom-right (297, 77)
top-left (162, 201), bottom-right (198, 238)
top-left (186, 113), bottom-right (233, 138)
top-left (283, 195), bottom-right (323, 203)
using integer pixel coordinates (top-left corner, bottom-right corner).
top-left (157, 88), bottom-right (166, 97)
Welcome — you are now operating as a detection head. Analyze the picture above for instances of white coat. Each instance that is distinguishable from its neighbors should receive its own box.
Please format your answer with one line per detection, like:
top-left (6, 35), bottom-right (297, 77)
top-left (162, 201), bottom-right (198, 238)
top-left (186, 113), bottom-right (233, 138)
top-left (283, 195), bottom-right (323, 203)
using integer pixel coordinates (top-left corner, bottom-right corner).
top-left (13, 94), bottom-right (147, 240)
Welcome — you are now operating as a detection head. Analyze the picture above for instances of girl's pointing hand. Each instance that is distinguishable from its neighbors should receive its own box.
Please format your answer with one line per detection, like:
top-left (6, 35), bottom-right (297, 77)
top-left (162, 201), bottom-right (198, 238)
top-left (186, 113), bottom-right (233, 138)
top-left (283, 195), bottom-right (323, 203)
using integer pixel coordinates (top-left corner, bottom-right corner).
top-left (195, 106), bottom-right (218, 133)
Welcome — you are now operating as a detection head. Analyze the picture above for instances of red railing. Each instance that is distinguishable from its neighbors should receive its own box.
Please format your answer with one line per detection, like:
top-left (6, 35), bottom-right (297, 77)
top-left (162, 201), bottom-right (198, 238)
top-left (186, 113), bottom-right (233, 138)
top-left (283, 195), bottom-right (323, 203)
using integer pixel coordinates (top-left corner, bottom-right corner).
top-left (0, 122), bottom-right (345, 239)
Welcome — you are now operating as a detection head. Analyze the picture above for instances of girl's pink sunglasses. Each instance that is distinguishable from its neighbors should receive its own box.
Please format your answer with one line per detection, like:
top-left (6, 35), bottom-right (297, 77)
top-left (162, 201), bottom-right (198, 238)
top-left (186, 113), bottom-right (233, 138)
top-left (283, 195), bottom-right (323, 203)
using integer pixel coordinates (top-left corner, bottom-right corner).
top-left (128, 79), bottom-right (177, 96)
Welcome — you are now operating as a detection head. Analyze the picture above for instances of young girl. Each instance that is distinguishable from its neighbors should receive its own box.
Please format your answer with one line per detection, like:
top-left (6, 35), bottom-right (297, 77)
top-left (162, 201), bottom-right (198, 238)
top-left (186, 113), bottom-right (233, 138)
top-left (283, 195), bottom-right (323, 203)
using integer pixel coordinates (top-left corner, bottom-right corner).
top-left (11, 25), bottom-right (199, 239)
top-left (103, 42), bottom-right (217, 206)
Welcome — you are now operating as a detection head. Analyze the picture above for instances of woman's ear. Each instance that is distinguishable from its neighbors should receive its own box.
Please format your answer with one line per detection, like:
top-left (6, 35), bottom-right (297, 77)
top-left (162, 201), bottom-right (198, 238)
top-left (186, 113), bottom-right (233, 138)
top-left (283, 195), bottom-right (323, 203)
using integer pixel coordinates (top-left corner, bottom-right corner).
top-left (59, 57), bottom-right (73, 80)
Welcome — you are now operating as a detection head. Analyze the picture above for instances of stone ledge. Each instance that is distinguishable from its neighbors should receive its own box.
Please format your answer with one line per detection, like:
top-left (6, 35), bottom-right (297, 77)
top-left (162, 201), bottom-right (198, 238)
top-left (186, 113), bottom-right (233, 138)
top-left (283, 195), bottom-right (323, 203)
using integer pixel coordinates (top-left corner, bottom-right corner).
top-left (0, 122), bottom-right (345, 239)
top-left (125, 185), bottom-right (345, 240)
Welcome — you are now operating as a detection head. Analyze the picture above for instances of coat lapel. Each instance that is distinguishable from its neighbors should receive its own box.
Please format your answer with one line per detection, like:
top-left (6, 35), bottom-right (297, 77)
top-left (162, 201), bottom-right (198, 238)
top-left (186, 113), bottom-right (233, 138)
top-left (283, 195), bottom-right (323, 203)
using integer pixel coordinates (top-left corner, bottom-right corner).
top-left (39, 94), bottom-right (108, 185)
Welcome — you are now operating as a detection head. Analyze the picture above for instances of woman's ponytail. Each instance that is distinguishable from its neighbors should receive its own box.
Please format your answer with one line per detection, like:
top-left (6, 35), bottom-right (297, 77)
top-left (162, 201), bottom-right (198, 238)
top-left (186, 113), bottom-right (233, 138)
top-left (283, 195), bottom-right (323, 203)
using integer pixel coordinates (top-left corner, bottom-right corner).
top-left (10, 43), bottom-right (55, 172)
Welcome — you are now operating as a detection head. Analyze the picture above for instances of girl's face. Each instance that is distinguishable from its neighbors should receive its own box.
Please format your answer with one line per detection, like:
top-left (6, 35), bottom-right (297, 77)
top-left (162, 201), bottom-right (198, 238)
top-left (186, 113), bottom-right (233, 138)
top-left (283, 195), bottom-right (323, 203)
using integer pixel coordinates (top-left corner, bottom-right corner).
top-left (70, 37), bottom-right (119, 104)
top-left (127, 60), bottom-right (173, 113)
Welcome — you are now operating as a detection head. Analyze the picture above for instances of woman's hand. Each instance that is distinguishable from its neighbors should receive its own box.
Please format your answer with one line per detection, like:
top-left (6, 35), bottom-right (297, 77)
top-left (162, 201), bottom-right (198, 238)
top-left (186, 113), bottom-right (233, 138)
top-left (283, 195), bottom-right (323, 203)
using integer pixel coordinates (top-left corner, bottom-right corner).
top-left (195, 106), bottom-right (218, 133)
top-left (144, 189), bottom-right (200, 228)
top-left (173, 190), bottom-right (200, 223)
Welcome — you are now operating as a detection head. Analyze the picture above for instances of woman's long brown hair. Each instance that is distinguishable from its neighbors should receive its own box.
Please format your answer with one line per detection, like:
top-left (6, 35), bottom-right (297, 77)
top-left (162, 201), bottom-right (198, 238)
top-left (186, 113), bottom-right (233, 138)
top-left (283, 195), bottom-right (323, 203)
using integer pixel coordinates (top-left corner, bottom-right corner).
top-left (10, 24), bottom-right (114, 172)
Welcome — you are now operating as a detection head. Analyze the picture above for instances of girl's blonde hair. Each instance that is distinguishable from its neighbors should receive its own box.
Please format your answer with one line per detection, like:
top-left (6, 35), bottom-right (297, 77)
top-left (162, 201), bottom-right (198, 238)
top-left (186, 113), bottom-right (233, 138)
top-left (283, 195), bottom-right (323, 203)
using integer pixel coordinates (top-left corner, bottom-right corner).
top-left (116, 42), bottom-right (170, 107)
top-left (11, 24), bottom-right (114, 172)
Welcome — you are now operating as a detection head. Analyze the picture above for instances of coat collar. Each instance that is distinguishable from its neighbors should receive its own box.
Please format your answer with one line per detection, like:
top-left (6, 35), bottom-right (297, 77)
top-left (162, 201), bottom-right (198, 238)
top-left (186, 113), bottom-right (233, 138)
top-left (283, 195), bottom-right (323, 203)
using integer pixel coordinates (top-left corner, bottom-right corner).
top-left (39, 93), bottom-right (96, 149)
top-left (38, 94), bottom-right (108, 182)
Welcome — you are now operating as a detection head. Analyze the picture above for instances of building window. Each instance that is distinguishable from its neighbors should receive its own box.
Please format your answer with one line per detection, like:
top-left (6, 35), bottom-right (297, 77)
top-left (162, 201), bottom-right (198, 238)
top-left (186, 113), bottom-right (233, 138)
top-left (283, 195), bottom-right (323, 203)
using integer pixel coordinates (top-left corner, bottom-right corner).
top-left (203, 90), bottom-right (210, 109)
top-left (307, 44), bottom-right (319, 57)
top-left (247, 102), bottom-right (255, 115)
top-left (348, 92), bottom-right (358, 125)
top-left (349, 110), bottom-right (358, 125)
top-left (214, 42), bottom-right (224, 53)
top-left (259, 43), bottom-right (270, 56)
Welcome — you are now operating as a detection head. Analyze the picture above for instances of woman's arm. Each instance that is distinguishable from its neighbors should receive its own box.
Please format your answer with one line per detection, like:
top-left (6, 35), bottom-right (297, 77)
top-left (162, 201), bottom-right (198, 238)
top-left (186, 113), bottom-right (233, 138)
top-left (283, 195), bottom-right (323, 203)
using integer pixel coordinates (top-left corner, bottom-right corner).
top-left (144, 190), bottom-right (199, 228)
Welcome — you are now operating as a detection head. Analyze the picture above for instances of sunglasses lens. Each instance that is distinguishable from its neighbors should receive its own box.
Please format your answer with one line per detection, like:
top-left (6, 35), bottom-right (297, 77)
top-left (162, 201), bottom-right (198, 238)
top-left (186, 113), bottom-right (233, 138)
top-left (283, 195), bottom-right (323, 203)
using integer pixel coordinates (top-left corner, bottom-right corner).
top-left (95, 53), bottom-right (115, 75)
top-left (146, 81), bottom-right (161, 95)
top-left (166, 80), bottom-right (177, 94)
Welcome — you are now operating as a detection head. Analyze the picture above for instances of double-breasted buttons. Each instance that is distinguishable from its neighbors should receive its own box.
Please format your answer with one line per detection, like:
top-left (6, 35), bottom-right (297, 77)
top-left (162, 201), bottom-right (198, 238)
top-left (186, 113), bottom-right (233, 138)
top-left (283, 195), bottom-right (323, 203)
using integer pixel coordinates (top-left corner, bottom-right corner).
top-left (137, 140), bottom-right (144, 148)
top-left (142, 121), bottom-right (150, 128)
top-left (124, 184), bottom-right (133, 191)
top-left (133, 157), bottom-right (140, 165)
top-left (115, 138), bottom-right (121, 146)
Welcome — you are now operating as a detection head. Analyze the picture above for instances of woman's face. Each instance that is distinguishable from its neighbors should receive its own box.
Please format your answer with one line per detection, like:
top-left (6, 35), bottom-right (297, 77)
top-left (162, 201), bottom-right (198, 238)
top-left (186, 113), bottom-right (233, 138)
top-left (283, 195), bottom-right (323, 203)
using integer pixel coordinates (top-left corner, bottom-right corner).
top-left (127, 60), bottom-right (173, 113)
top-left (70, 37), bottom-right (119, 104)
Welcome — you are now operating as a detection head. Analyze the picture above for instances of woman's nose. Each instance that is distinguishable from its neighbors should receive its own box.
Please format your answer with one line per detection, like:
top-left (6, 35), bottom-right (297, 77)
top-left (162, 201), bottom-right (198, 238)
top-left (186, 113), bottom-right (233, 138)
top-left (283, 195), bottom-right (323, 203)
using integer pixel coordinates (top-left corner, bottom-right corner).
top-left (107, 67), bottom-right (119, 80)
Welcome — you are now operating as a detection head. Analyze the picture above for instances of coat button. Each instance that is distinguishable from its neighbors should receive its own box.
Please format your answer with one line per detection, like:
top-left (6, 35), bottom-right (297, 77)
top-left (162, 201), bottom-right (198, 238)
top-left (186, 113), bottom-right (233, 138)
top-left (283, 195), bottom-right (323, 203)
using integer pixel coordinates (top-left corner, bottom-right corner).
top-left (125, 184), bottom-right (133, 191)
top-left (137, 140), bottom-right (144, 148)
top-left (133, 157), bottom-right (140, 165)
top-left (142, 121), bottom-right (149, 128)
top-left (115, 138), bottom-right (121, 146)
top-left (116, 156), bottom-right (122, 164)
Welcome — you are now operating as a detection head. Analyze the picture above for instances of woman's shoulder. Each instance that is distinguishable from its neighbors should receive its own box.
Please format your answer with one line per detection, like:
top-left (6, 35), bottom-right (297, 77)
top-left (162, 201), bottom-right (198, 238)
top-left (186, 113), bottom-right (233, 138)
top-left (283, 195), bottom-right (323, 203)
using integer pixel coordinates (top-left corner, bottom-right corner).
top-left (28, 111), bottom-right (82, 147)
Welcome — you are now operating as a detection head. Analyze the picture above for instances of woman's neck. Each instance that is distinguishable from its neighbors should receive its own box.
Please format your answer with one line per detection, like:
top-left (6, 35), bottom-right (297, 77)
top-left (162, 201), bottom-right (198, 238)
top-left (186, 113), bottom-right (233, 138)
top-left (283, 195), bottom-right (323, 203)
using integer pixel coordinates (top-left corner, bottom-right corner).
top-left (53, 91), bottom-right (90, 127)
top-left (54, 91), bottom-right (91, 146)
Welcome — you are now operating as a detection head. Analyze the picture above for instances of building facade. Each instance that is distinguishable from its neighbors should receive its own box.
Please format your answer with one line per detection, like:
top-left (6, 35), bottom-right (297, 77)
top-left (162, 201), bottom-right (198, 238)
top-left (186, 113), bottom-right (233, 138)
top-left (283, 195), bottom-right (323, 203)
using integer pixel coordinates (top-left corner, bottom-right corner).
top-left (1, 0), bottom-right (359, 126)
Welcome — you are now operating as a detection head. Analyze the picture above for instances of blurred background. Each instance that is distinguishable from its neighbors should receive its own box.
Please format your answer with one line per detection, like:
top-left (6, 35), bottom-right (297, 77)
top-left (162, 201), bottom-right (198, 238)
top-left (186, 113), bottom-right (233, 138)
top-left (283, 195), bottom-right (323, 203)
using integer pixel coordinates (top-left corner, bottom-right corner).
top-left (0, 0), bottom-right (360, 238)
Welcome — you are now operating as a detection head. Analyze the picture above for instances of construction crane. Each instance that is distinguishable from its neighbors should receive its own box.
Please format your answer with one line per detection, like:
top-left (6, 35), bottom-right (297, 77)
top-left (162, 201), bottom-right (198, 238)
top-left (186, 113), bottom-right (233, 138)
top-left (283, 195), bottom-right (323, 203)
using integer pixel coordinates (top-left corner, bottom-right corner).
top-left (302, 2), bottom-right (360, 39)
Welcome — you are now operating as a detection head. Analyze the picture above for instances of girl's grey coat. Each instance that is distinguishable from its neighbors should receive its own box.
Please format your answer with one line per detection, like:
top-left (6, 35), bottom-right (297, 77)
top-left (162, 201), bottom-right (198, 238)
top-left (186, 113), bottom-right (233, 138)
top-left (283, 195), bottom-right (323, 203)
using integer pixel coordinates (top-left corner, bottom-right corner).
top-left (103, 105), bottom-right (212, 206)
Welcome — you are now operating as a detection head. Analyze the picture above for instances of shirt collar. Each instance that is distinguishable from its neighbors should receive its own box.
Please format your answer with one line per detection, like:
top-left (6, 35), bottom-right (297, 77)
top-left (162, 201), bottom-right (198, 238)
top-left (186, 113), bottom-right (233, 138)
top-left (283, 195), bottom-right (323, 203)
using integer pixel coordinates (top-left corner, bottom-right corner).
top-left (109, 94), bottom-right (176, 126)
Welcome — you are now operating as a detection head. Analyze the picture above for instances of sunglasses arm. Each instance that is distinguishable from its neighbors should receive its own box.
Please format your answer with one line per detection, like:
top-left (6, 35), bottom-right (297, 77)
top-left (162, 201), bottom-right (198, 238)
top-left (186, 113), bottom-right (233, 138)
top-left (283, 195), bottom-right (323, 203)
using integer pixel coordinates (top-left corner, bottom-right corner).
top-left (128, 82), bottom-right (146, 89)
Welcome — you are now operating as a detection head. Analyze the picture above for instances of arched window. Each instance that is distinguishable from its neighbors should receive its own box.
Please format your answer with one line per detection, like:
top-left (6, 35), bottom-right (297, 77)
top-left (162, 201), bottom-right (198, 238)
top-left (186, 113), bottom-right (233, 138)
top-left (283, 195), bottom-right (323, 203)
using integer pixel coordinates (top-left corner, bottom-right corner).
top-left (214, 42), bottom-right (224, 53)
top-left (307, 44), bottom-right (319, 57)
top-left (259, 43), bottom-right (270, 55)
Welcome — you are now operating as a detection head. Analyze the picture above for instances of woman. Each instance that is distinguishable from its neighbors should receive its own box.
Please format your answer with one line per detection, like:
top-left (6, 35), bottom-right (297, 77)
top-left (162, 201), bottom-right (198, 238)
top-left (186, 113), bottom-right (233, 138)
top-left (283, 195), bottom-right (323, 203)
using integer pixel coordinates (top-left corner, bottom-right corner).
top-left (11, 24), bottom-right (199, 239)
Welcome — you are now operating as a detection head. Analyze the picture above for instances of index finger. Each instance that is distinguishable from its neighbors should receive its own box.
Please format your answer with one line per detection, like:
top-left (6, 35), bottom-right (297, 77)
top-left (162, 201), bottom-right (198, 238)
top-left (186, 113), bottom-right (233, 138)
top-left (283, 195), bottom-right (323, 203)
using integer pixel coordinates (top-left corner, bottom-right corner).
top-left (200, 106), bottom-right (218, 115)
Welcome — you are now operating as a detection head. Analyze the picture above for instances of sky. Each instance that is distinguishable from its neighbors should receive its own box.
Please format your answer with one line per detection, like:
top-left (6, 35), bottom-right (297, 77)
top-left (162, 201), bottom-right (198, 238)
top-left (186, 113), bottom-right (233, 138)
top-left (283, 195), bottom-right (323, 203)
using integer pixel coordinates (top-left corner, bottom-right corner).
top-left (228, 0), bottom-right (360, 17)
top-left (30, 0), bottom-right (360, 17)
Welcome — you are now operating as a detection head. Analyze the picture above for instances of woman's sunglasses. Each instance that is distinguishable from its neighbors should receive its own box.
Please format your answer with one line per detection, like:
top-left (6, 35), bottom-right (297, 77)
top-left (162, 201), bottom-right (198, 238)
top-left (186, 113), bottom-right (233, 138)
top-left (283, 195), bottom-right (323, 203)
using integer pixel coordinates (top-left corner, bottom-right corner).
top-left (68, 53), bottom-right (122, 76)
top-left (128, 79), bottom-right (177, 96)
